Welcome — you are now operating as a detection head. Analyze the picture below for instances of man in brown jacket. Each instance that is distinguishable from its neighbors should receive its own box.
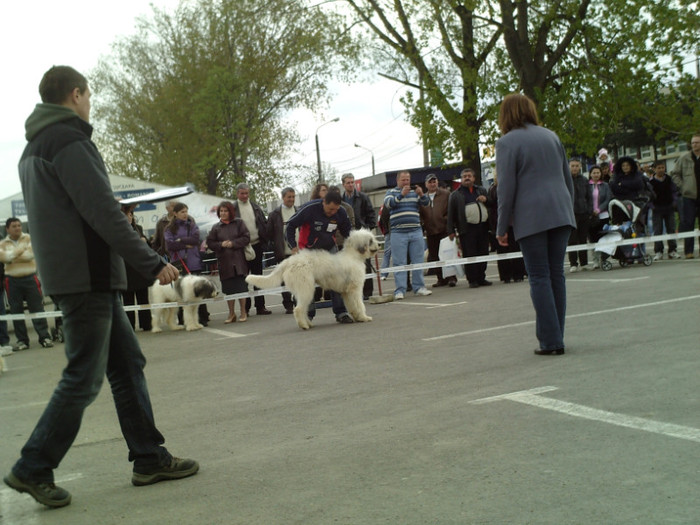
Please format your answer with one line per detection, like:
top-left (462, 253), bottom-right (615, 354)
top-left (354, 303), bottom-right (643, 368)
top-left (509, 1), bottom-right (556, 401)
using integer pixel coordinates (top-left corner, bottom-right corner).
top-left (419, 174), bottom-right (455, 287)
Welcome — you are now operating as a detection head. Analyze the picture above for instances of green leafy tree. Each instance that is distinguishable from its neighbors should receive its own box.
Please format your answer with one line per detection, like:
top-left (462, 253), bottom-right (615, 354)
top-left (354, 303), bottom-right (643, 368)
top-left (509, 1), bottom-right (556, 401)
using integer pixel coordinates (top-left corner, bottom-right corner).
top-left (92, 0), bottom-right (355, 200)
top-left (343, 0), bottom-right (699, 172)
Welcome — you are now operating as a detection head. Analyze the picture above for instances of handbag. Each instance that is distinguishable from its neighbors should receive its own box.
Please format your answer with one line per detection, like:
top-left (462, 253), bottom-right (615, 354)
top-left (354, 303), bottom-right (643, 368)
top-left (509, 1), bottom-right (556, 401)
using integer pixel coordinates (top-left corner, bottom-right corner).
top-left (244, 244), bottom-right (256, 261)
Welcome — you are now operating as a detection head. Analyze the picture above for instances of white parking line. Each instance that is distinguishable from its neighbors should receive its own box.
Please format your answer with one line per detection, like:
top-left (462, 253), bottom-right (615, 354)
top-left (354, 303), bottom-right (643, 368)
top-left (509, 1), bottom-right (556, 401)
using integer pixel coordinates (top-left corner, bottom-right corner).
top-left (568, 276), bottom-right (650, 283)
top-left (423, 294), bottom-right (700, 341)
top-left (393, 301), bottom-right (468, 308)
top-left (471, 387), bottom-right (700, 443)
top-left (203, 327), bottom-right (256, 339)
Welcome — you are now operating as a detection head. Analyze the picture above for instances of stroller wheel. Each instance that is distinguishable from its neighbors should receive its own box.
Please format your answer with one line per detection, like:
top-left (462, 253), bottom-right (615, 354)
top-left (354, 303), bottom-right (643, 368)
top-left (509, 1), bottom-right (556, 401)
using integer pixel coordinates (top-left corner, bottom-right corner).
top-left (643, 254), bottom-right (653, 266)
top-left (601, 259), bottom-right (613, 271)
top-left (619, 259), bottom-right (629, 268)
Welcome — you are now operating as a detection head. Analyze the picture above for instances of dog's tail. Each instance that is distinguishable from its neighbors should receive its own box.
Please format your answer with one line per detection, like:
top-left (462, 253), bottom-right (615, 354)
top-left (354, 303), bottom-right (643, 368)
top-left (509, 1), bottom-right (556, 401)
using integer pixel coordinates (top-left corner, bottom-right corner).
top-left (245, 265), bottom-right (284, 289)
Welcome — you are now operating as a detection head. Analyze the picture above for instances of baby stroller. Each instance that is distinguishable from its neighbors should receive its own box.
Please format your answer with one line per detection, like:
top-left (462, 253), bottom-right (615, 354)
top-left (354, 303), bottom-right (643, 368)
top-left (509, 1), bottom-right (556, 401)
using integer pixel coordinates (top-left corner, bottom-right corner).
top-left (595, 199), bottom-right (652, 271)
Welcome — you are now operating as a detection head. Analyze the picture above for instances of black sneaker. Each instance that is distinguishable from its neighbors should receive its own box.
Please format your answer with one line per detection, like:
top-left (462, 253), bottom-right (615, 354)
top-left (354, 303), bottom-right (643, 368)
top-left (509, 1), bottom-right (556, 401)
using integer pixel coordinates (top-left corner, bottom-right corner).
top-left (132, 457), bottom-right (199, 486)
top-left (335, 313), bottom-right (354, 324)
top-left (40, 339), bottom-right (54, 348)
top-left (4, 472), bottom-right (72, 508)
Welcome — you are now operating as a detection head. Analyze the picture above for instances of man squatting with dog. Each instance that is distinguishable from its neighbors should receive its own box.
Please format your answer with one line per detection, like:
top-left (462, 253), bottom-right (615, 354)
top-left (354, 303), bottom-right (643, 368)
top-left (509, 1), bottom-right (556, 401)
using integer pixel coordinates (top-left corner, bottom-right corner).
top-left (4, 65), bottom-right (199, 508)
top-left (284, 191), bottom-right (356, 324)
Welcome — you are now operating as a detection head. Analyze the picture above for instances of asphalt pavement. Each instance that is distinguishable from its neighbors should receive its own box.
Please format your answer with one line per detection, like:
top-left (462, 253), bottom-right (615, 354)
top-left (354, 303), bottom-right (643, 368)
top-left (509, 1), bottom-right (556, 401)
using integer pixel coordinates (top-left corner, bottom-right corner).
top-left (1, 256), bottom-right (699, 524)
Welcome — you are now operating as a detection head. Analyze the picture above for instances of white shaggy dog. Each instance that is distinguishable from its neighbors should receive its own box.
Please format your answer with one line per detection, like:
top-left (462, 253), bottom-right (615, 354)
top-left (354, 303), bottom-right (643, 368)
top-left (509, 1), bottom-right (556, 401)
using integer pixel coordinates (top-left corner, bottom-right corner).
top-left (246, 229), bottom-right (379, 330)
top-left (149, 275), bottom-right (218, 332)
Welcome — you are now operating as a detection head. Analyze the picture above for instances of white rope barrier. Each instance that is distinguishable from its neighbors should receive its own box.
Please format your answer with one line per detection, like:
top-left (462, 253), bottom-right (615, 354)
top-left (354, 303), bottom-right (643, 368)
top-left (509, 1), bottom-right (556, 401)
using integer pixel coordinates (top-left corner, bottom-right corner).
top-left (1, 230), bottom-right (697, 321)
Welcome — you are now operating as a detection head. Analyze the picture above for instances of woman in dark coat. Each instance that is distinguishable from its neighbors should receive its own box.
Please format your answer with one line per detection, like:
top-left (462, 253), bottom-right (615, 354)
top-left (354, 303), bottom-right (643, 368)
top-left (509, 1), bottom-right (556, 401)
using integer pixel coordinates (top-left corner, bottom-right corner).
top-left (206, 201), bottom-right (250, 323)
top-left (488, 172), bottom-right (525, 283)
top-left (120, 204), bottom-right (152, 331)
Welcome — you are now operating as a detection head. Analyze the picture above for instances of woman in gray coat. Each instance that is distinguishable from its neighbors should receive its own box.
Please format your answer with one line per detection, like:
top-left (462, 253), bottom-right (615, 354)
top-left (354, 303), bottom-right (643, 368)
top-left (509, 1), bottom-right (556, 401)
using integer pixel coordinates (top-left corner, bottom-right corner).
top-left (495, 94), bottom-right (575, 355)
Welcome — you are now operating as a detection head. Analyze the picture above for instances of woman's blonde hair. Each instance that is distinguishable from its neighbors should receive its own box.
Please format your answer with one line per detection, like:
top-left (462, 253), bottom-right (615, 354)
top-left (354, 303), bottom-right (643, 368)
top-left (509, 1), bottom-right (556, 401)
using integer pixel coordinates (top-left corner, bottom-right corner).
top-left (498, 93), bottom-right (539, 135)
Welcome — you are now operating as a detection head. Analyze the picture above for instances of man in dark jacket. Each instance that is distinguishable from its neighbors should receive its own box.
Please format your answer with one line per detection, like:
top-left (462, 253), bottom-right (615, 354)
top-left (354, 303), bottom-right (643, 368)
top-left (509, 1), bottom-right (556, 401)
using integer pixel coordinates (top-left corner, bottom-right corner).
top-left (447, 168), bottom-right (491, 288)
top-left (567, 159), bottom-right (593, 272)
top-left (267, 187), bottom-right (297, 313)
top-left (4, 66), bottom-right (198, 508)
top-left (285, 192), bottom-right (354, 323)
top-left (342, 173), bottom-right (377, 299)
top-left (650, 162), bottom-right (680, 260)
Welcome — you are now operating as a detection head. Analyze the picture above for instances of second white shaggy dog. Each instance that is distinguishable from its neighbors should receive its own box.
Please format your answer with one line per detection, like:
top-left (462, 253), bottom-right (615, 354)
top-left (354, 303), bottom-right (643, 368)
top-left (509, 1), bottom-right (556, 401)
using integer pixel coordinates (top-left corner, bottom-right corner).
top-left (149, 275), bottom-right (218, 332)
top-left (246, 229), bottom-right (379, 330)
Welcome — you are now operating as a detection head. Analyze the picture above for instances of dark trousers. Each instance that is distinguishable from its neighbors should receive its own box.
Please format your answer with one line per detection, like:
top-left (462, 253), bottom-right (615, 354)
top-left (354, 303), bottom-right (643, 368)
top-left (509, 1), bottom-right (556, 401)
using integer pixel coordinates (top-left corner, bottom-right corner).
top-left (679, 197), bottom-right (700, 255)
top-left (12, 292), bottom-right (171, 483)
top-left (426, 232), bottom-right (448, 283)
top-left (495, 227), bottom-right (525, 282)
top-left (458, 224), bottom-right (489, 284)
top-left (245, 242), bottom-right (266, 313)
top-left (568, 213), bottom-right (591, 266)
top-left (519, 226), bottom-right (571, 351)
top-left (6, 274), bottom-right (51, 344)
top-left (121, 288), bottom-right (152, 331)
top-left (652, 206), bottom-right (677, 253)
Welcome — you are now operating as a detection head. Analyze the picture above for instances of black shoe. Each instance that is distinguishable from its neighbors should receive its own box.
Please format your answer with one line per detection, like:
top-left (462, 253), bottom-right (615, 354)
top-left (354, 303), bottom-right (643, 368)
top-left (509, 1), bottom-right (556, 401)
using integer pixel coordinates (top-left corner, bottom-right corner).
top-left (336, 313), bottom-right (354, 324)
top-left (256, 308), bottom-right (272, 315)
top-left (479, 280), bottom-right (493, 287)
top-left (503, 279), bottom-right (512, 284)
top-left (468, 282), bottom-right (480, 289)
top-left (534, 348), bottom-right (565, 356)
top-left (432, 280), bottom-right (448, 288)
top-left (448, 279), bottom-right (456, 287)
top-left (132, 457), bottom-right (199, 486)
top-left (4, 472), bottom-right (72, 508)
top-left (40, 338), bottom-right (54, 348)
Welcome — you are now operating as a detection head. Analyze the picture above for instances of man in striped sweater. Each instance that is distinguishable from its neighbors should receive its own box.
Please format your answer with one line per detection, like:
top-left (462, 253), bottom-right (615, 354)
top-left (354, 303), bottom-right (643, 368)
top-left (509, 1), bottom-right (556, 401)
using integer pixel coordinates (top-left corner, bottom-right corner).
top-left (383, 171), bottom-right (432, 300)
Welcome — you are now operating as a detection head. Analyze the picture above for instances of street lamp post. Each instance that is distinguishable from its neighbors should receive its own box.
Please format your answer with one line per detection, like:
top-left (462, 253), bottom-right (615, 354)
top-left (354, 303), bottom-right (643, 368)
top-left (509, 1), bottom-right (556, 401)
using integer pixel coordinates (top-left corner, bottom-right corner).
top-left (354, 143), bottom-right (375, 176)
top-left (315, 117), bottom-right (340, 183)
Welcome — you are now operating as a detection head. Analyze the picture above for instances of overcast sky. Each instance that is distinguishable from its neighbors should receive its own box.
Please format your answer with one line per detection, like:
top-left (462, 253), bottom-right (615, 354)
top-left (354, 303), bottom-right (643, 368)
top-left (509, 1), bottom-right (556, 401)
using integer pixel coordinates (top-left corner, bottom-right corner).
top-left (0, 0), bottom-right (426, 201)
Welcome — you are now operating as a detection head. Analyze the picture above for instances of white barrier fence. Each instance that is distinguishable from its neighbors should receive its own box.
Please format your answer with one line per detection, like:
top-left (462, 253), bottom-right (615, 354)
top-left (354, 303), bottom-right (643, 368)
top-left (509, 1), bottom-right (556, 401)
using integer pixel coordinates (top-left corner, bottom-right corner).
top-left (1, 230), bottom-right (697, 322)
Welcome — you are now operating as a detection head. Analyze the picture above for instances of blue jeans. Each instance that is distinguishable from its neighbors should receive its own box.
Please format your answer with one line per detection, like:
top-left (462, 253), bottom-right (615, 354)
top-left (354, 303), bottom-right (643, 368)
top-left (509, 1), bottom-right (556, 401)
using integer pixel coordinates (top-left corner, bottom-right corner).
top-left (7, 274), bottom-right (51, 344)
top-left (391, 228), bottom-right (426, 294)
top-left (380, 233), bottom-right (391, 278)
top-left (518, 226), bottom-right (571, 351)
top-left (679, 197), bottom-right (700, 255)
top-left (12, 292), bottom-right (171, 483)
top-left (652, 206), bottom-right (677, 253)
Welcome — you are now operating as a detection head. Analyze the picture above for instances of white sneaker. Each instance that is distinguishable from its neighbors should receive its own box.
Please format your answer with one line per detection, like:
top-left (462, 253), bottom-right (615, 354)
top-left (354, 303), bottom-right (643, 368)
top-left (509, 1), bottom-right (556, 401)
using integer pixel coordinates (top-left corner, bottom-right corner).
top-left (569, 265), bottom-right (579, 273)
top-left (394, 292), bottom-right (404, 300)
top-left (380, 276), bottom-right (387, 280)
top-left (669, 251), bottom-right (681, 259)
top-left (653, 252), bottom-right (663, 261)
top-left (0, 345), bottom-right (14, 356)
top-left (414, 287), bottom-right (432, 296)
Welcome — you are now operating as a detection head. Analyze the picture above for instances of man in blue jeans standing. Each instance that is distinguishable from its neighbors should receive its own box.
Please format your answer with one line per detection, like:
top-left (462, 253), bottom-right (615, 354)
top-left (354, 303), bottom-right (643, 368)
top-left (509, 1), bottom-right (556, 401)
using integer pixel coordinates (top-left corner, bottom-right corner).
top-left (4, 66), bottom-right (198, 508)
top-left (383, 171), bottom-right (432, 300)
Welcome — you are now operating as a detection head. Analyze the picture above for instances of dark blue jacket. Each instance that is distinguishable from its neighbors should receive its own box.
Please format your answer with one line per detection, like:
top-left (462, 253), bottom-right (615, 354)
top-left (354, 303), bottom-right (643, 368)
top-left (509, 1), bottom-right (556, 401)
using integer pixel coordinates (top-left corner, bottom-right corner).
top-left (286, 199), bottom-right (352, 251)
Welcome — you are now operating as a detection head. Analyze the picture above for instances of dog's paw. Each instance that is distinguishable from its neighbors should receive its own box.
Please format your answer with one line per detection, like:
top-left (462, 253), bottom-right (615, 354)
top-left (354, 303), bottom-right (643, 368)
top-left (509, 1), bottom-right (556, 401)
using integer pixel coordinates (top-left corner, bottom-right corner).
top-left (360, 315), bottom-right (373, 322)
top-left (185, 324), bottom-right (203, 331)
top-left (171, 325), bottom-right (184, 331)
top-left (151, 327), bottom-right (162, 333)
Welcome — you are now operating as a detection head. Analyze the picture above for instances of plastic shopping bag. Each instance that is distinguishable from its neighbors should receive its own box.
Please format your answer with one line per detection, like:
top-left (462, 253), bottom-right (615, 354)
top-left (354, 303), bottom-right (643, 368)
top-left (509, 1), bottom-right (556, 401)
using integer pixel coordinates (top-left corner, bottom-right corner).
top-left (438, 237), bottom-right (464, 278)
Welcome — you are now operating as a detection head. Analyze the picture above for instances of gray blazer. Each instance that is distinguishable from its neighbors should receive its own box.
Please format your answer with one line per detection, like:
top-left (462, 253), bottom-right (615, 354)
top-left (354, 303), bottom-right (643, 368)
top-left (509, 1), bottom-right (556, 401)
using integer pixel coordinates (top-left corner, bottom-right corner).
top-left (495, 124), bottom-right (575, 241)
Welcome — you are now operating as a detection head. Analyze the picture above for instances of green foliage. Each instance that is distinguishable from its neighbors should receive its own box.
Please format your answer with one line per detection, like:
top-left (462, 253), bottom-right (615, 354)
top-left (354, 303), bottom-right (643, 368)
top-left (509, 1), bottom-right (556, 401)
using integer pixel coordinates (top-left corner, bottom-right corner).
top-left (91, 0), bottom-right (355, 199)
top-left (344, 0), bottom-right (699, 166)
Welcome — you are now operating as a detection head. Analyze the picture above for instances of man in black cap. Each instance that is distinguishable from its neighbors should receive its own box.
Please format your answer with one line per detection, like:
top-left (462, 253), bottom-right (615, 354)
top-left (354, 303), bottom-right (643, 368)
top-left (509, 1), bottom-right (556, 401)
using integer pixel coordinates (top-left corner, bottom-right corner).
top-left (419, 174), bottom-right (455, 287)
